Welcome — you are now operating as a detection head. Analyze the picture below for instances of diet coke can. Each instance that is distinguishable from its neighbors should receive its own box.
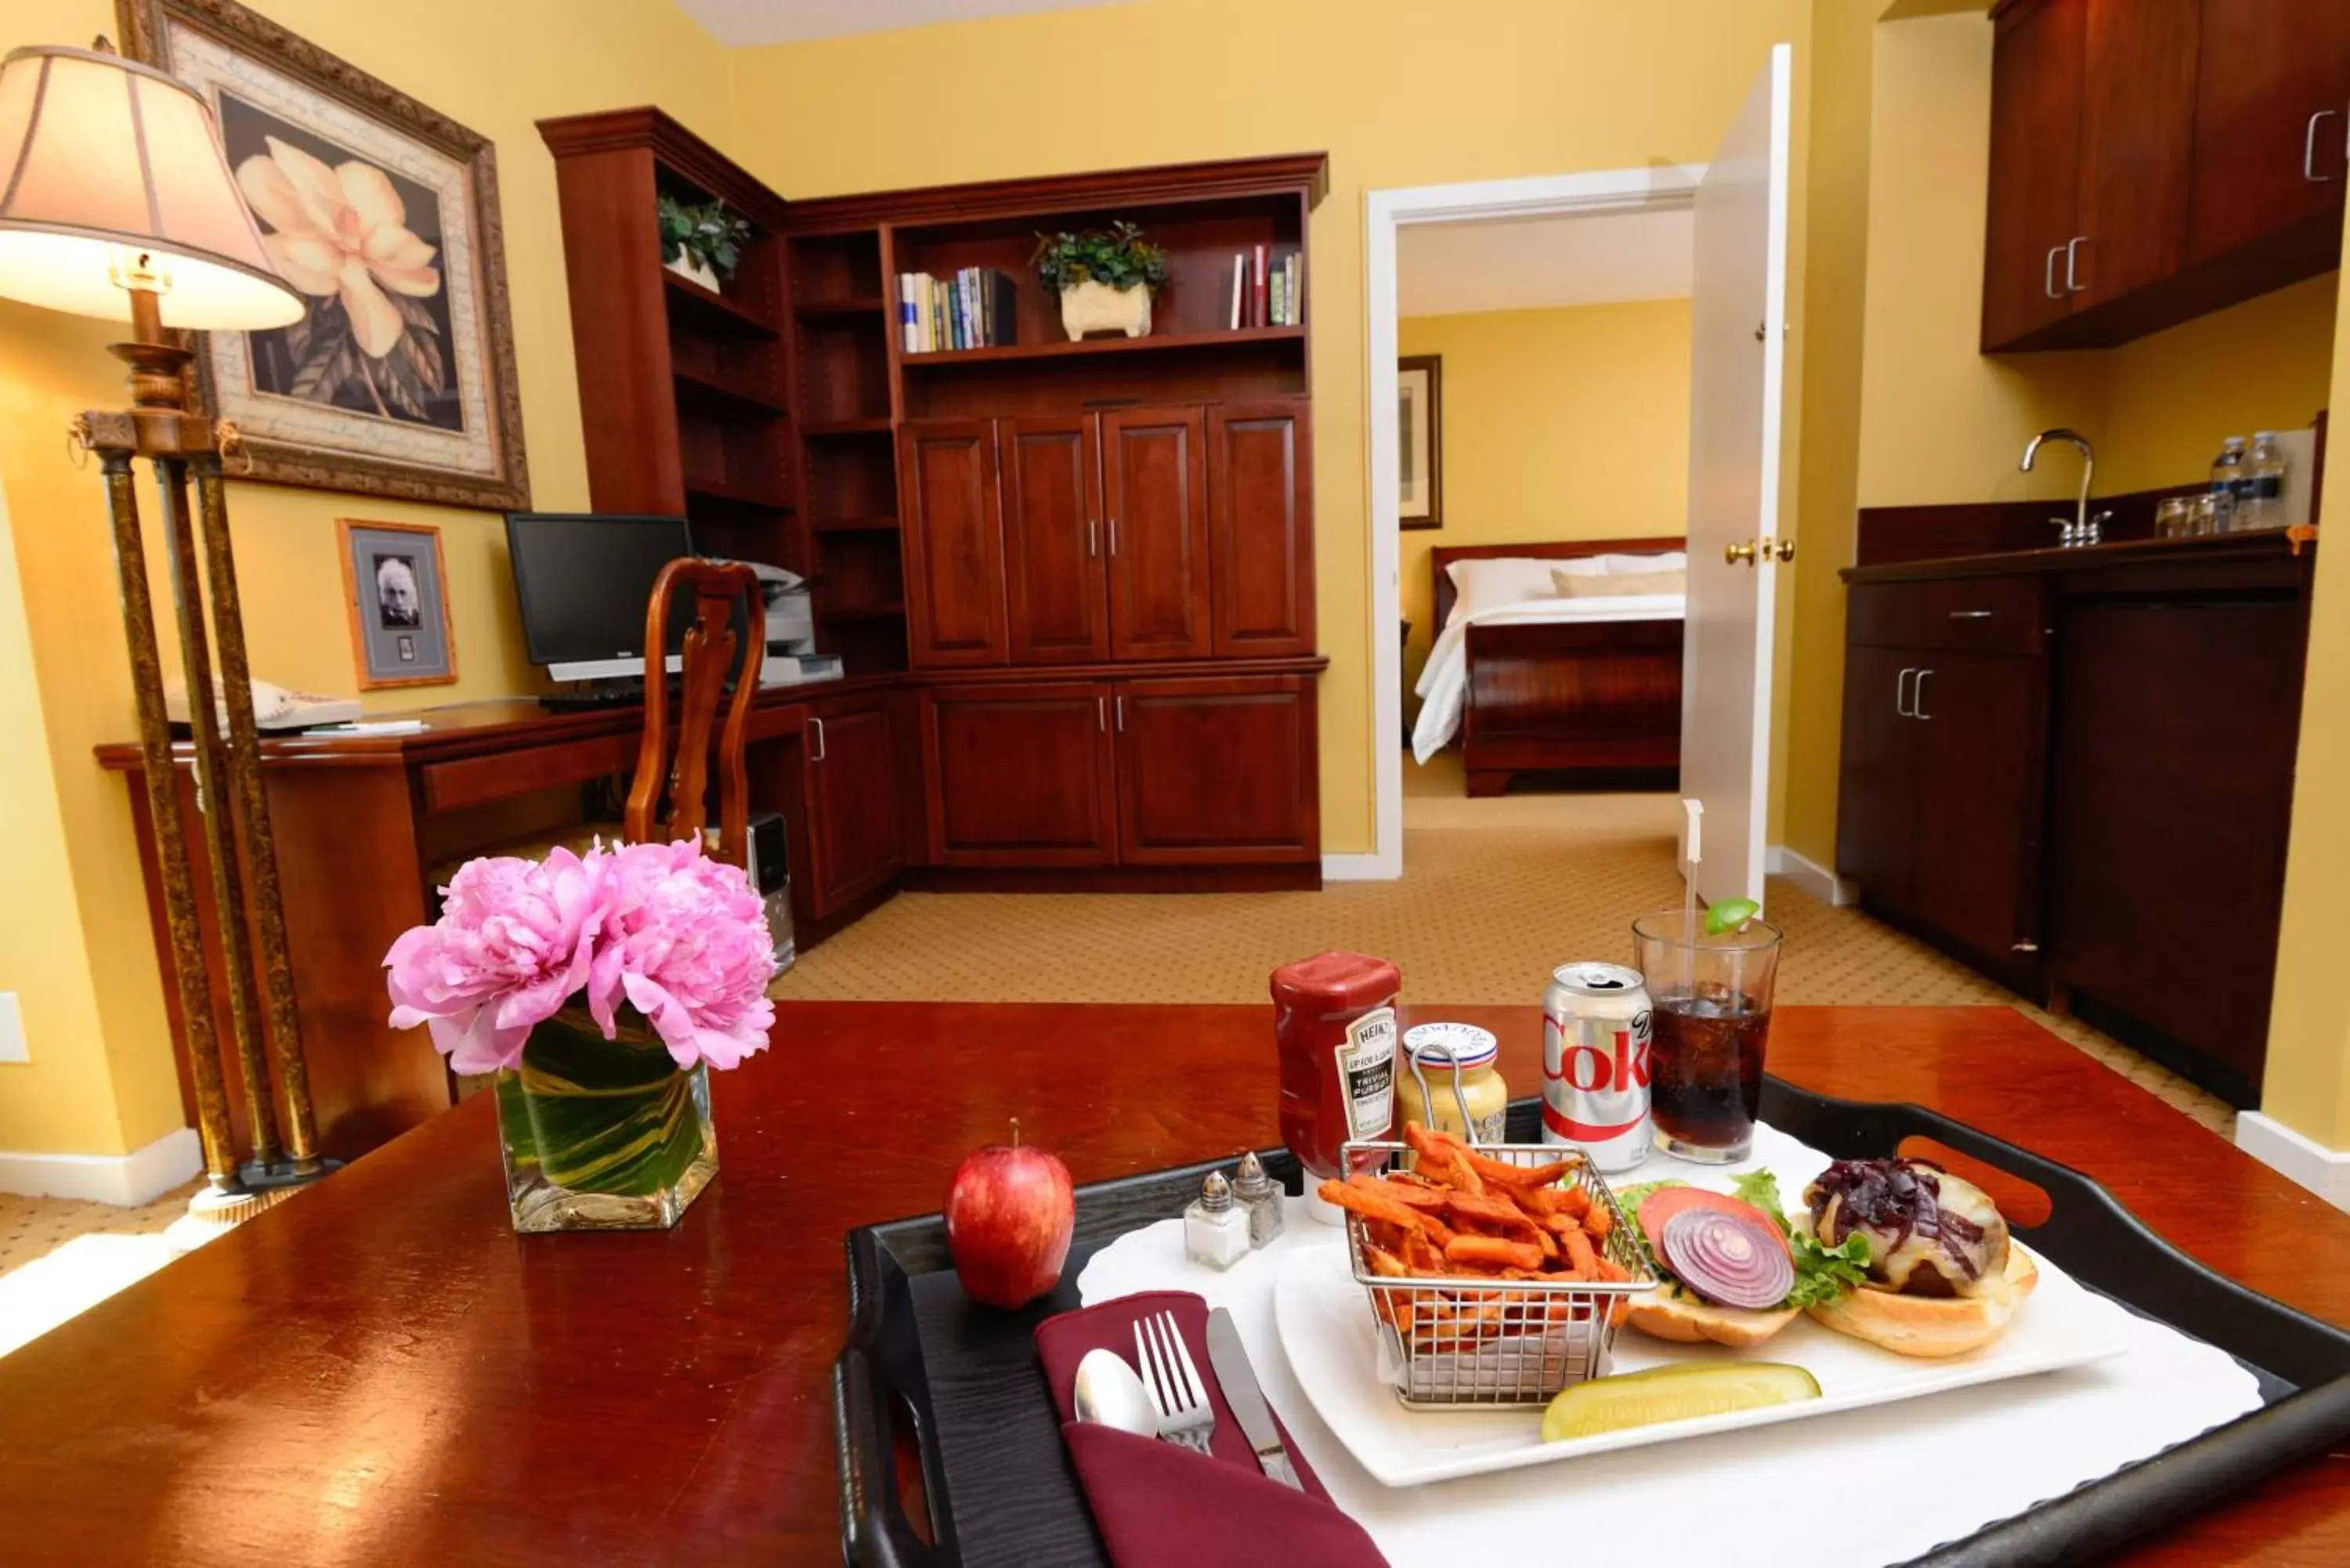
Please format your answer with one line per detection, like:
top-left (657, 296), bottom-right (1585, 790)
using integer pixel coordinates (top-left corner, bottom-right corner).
top-left (1542, 962), bottom-right (1653, 1172)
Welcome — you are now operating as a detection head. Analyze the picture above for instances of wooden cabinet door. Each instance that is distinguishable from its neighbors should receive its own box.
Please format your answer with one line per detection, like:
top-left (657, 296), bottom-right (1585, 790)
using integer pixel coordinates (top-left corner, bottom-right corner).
top-left (2187, 0), bottom-right (2350, 266)
top-left (803, 696), bottom-right (904, 917)
top-left (1209, 402), bottom-right (1315, 658)
top-left (1983, 0), bottom-right (2087, 349)
top-left (2070, 0), bottom-right (2200, 310)
top-left (899, 419), bottom-right (1008, 668)
top-left (921, 682), bottom-right (1117, 865)
top-left (999, 415), bottom-right (1108, 664)
top-left (1907, 652), bottom-right (2045, 964)
top-left (1101, 406), bottom-right (1211, 660)
top-left (1113, 675), bottom-right (1318, 865)
top-left (1835, 644), bottom-right (1922, 914)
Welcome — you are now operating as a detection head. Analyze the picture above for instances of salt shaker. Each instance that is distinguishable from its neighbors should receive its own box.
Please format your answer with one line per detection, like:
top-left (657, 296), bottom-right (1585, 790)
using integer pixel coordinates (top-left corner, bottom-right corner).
top-left (1183, 1170), bottom-right (1251, 1270)
top-left (1231, 1151), bottom-right (1285, 1248)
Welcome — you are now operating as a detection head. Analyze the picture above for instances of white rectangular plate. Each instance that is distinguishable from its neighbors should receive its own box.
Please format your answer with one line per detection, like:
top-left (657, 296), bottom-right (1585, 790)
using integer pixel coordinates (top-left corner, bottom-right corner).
top-left (1274, 1129), bottom-right (2129, 1487)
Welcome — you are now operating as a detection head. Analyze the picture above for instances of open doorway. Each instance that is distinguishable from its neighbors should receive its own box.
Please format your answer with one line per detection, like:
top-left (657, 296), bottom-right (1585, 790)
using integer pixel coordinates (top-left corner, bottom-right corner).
top-left (1364, 45), bottom-right (1791, 903)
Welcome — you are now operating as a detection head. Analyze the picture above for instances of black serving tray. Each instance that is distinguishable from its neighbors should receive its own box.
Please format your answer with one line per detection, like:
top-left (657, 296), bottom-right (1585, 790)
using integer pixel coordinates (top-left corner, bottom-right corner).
top-left (836, 1084), bottom-right (2350, 1567)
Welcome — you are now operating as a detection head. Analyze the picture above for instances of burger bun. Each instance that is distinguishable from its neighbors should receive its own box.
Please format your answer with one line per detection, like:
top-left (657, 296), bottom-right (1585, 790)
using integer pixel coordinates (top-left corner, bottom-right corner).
top-left (1624, 1287), bottom-right (1800, 1349)
top-left (1802, 1242), bottom-right (2039, 1358)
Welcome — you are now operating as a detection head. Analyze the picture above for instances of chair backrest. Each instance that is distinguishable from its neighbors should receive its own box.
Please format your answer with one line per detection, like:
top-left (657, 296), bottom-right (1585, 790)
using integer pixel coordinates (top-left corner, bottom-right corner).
top-left (625, 558), bottom-right (763, 868)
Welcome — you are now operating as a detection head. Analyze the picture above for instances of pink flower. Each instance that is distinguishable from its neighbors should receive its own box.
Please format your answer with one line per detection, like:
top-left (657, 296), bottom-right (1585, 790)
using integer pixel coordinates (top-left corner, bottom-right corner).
top-left (384, 847), bottom-right (601, 1073)
top-left (584, 840), bottom-right (776, 1071)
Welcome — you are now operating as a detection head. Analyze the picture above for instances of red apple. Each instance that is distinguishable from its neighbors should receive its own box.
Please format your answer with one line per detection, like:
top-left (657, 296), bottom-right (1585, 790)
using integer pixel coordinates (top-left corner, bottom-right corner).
top-left (945, 1118), bottom-right (1075, 1310)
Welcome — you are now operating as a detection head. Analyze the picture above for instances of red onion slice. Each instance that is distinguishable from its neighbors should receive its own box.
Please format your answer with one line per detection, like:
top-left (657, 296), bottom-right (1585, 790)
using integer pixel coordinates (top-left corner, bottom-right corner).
top-left (1660, 1206), bottom-right (1795, 1310)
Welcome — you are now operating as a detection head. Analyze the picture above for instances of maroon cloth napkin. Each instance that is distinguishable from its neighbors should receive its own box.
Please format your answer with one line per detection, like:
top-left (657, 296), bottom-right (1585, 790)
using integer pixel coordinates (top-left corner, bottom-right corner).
top-left (1036, 1289), bottom-right (1387, 1568)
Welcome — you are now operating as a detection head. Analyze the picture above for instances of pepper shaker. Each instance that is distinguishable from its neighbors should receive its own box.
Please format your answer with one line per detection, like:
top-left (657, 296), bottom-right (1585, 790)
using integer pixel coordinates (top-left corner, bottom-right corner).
top-left (1183, 1170), bottom-right (1252, 1270)
top-left (1231, 1151), bottom-right (1285, 1248)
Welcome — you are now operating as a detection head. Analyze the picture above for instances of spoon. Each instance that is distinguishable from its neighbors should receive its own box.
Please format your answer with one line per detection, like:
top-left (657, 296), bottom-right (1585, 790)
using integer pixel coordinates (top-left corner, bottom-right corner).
top-left (1072, 1346), bottom-right (1159, 1438)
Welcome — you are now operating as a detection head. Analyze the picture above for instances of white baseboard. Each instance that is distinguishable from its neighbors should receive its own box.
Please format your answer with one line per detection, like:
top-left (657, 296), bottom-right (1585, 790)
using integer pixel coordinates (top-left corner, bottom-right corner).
top-left (1323, 851), bottom-right (1400, 882)
top-left (2235, 1111), bottom-right (2350, 1212)
top-left (1767, 844), bottom-right (1857, 906)
top-left (0, 1126), bottom-right (202, 1206)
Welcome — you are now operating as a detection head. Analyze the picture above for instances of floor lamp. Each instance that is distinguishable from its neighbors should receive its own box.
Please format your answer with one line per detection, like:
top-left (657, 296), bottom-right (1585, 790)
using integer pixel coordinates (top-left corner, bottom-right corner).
top-left (0, 41), bottom-right (335, 1231)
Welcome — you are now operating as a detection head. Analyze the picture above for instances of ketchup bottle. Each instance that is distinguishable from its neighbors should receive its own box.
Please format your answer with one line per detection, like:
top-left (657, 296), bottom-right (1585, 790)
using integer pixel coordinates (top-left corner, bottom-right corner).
top-left (1271, 952), bottom-right (1401, 1223)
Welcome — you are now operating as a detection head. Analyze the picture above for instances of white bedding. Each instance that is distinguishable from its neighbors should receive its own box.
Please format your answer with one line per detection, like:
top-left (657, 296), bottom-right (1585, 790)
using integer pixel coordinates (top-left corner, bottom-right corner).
top-left (1411, 594), bottom-right (1685, 764)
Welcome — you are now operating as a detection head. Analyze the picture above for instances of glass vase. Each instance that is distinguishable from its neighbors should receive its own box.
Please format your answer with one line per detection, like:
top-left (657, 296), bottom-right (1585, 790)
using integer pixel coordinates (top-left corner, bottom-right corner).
top-left (494, 1003), bottom-right (718, 1233)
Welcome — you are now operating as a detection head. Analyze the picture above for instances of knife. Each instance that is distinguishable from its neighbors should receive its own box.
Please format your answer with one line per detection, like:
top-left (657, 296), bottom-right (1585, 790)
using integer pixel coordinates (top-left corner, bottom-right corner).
top-left (1205, 1307), bottom-right (1303, 1490)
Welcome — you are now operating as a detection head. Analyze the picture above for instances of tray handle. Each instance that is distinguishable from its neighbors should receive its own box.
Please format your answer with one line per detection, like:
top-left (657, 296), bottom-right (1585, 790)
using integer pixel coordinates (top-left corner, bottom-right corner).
top-left (1762, 1081), bottom-right (2350, 1392)
top-left (837, 1230), bottom-right (955, 1568)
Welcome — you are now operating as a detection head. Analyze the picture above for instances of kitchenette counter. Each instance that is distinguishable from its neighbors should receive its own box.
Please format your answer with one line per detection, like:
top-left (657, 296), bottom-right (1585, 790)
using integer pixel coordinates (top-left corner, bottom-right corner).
top-left (1842, 526), bottom-right (2316, 586)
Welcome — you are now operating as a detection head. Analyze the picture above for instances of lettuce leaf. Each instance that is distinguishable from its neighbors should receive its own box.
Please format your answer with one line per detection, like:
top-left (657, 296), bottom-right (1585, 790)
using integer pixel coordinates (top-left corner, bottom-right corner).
top-left (1728, 1167), bottom-right (1868, 1308)
top-left (1728, 1168), bottom-right (1791, 1229)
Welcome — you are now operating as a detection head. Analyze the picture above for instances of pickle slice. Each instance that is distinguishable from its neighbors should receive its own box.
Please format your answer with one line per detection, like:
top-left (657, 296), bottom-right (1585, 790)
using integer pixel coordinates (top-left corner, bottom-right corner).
top-left (1540, 1361), bottom-right (1820, 1442)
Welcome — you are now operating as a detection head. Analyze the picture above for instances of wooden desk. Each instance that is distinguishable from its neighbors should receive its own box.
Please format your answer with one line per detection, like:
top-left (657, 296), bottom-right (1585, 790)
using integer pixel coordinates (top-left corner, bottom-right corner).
top-left (0, 1003), bottom-right (2343, 1566)
top-left (95, 679), bottom-right (916, 1158)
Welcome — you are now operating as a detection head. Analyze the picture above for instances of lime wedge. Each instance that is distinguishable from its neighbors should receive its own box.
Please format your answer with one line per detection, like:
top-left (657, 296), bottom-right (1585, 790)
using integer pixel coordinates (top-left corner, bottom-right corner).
top-left (1705, 897), bottom-right (1760, 935)
top-left (1541, 1361), bottom-right (1819, 1442)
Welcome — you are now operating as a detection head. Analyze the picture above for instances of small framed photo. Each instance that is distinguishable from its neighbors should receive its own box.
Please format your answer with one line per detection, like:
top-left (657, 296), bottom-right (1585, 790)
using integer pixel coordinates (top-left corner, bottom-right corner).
top-left (1399, 354), bottom-right (1444, 530)
top-left (338, 519), bottom-right (456, 689)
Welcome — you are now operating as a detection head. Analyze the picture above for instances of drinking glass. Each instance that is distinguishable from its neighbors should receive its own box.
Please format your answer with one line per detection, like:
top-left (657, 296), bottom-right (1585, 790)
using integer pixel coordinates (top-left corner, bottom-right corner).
top-left (2154, 497), bottom-right (2192, 539)
top-left (1630, 911), bottom-right (1784, 1164)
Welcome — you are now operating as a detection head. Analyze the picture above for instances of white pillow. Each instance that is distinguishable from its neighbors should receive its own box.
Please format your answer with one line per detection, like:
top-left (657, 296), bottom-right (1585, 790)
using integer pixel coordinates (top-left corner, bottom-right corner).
top-left (1601, 551), bottom-right (1687, 574)
top-left (1445, 556), bottom-right (1598, 620)
top-left (1556, 566), bottom-right (1687, 598)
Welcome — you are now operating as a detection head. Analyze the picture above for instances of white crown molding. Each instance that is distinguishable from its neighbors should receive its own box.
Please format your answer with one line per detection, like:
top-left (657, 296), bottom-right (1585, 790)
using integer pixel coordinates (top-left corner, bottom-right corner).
top-left (2236, 1111), bottom-right (2350, 1212)
top-left (0, 1126), bottom-right (201, 1206)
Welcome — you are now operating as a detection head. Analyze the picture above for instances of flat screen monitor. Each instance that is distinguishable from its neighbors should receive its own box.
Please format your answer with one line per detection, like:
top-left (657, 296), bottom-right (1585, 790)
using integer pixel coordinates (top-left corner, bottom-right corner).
top-left (506, 512), bottom-right (693, 681)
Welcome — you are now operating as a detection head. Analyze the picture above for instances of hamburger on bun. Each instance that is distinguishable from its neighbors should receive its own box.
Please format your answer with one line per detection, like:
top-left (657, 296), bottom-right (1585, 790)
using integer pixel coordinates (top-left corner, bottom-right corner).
top-left (1796, 1157), bottom-right (2037, 1358)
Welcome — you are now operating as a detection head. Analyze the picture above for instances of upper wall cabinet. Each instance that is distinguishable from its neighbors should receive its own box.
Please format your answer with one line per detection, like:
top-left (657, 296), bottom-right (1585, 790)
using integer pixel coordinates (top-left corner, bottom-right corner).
top-left (1983, 0), bottom-right (2350, 352)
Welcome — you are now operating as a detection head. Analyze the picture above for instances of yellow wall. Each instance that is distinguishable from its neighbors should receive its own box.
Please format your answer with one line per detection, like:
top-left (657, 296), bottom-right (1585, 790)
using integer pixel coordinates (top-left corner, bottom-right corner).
top-left (2262, 247), bottom-right (2350, 1149)
top-left (728, 0), bottom-right (1816, 857)
top-left (1395, 301), bottom-right (1693, 709)
top-left (0, 0), bottom-right (736, 1157)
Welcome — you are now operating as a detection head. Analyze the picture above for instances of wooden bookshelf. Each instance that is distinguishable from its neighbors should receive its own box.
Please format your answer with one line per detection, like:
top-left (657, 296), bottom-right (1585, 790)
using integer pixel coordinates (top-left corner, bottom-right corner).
top-left (900, 323), bottom-right (1304, 367)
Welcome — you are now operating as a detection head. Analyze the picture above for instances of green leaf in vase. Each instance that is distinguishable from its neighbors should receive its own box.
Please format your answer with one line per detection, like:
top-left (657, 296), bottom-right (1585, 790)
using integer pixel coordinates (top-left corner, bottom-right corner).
top-left (506, 1006), bottom-right (707, 1198)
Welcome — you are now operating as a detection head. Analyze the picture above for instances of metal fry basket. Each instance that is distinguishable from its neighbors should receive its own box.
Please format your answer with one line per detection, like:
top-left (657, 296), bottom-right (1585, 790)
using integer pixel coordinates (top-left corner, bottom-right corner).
top-left (1336, 1138), bottom-right (1658, 1408)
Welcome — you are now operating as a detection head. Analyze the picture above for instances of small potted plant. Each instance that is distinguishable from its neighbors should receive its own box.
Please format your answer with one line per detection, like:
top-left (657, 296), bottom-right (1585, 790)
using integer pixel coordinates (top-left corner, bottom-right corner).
top-left (1032, 219), bottom-right (1168, 341)
top-left (658, 193), bottom-right (752, 292)
top-left (384, 840), bottom-right (775, 1233)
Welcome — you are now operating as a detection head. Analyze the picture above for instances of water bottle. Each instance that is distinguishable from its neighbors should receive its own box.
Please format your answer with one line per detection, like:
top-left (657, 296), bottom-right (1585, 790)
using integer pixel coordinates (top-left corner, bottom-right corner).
top-left (2241, 432), bottom-right (2288, 531)
top-left (2210, 436), bottom-right (2247, 532)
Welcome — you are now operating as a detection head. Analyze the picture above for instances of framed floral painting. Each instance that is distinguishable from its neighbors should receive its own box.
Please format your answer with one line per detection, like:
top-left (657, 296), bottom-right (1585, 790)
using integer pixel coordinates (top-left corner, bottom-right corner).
top-left (120, 0), bottom-right (530, 510)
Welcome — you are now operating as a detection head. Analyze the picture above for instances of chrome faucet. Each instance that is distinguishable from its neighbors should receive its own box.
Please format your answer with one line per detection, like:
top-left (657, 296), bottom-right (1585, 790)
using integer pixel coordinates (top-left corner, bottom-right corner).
top-left (2021, 428), bottom-right (2110, 547)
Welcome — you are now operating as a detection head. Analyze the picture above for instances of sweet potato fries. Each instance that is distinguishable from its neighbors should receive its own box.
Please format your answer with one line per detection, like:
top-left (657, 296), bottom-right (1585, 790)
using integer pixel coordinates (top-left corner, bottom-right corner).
top-left (1319, 1122), bottom-right (1634, 1354)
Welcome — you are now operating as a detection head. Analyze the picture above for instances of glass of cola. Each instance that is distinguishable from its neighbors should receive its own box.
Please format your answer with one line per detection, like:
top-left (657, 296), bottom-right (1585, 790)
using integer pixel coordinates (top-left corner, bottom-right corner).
top-left (1630, 910), bottom-right (1784, 1163)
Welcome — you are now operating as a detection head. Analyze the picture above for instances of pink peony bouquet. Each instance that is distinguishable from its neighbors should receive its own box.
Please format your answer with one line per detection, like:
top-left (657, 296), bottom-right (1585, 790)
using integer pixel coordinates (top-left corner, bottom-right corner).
top-left (385, 840), bottom-right (776, 1076)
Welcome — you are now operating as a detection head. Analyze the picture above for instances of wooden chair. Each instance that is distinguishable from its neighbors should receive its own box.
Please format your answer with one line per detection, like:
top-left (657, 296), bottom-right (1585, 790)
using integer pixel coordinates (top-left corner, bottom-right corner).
top-left (625, 558), bottom-right (763, 868)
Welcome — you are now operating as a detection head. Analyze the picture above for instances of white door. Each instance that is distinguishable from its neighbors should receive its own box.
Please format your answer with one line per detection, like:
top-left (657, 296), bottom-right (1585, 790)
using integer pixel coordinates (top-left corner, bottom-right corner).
top-left (1680, 43), bottom-right (1791, 908)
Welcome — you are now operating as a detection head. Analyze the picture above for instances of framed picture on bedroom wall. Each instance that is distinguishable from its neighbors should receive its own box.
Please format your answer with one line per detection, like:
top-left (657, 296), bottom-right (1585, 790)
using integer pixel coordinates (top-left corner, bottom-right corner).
top-left (1398, 354), bottom-right (1444, 529)
top-left (119, 0), bottom-right (532, 511)
top-left (337, 518), bottom-right (457, 689)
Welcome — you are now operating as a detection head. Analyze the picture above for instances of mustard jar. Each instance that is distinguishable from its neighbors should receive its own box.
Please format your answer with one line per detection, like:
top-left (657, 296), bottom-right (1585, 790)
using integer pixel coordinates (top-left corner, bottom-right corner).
top-left (1397, 1022), bottom-right (1507, 1146)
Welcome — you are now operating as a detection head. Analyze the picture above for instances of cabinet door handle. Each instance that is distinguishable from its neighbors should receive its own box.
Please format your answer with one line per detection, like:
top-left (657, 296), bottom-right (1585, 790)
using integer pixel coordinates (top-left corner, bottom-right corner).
top-left (1896, 667), bottom-right (1916, 717)
top-left (1107, 517), bottom-right (1119, 556)
top-left (2064, 236), bottom-right (2085, 294)
top-left (2305, 108), bottom-right (2339, 182)
top-left (1947, 609), bottom-right (1996, 620)
top-left (2012, 940), bottom-right (2041, 954)
top-left (1115, 695), bottom-right (1126, 732)
top-left (1097, 695), bottom-right (1107, 732)
top-left (1087, 518), bottom-right (1099, 558)
top-left (808, 715), bottom-right (826, 762)
top-left (2044, 244), bottom-right (2063, 300)
top-left (1913, 668), bottom-right (1934, 721)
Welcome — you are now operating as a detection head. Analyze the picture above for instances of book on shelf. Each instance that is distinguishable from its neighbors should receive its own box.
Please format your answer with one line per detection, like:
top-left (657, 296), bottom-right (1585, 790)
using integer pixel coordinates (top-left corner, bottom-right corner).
top-left (1228, 253), bottom-right (1246, 331)
top-left (1226, 246), bottom-right (1303, 330)
top-left (897, 268), bottom-right (1020, 353)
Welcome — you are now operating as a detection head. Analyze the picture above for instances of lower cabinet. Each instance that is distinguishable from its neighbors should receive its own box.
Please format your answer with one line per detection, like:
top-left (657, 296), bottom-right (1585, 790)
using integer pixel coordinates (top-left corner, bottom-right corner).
top-left (923, 673), bottom-right (1318, 869)
top-left (920, 682), bottom-right (1119, 866)
top-left (802, 693), bottom-right (906, 917)
top-left (1116, 675), bottom-right (1318, 863)
top-left (1836, 641), bottom-right (2043, 968)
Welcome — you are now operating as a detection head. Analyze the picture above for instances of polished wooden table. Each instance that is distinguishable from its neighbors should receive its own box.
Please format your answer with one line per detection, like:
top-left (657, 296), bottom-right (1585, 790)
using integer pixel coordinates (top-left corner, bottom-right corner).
top-left (2, 1003), bottom-right (2346, 1566)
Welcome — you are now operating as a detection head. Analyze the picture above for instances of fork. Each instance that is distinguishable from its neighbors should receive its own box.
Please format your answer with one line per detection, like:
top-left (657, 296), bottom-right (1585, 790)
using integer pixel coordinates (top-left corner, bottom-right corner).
top-left (1133, 1310), bottom-right (1217, 1455)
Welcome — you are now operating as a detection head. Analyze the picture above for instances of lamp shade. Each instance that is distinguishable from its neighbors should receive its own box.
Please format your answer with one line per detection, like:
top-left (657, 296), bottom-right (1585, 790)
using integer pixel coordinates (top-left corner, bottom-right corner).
top-left (0, 44), bottom-right (302, 330)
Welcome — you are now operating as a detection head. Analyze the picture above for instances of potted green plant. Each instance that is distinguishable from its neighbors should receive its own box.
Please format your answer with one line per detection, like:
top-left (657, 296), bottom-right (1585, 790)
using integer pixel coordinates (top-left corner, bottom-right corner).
top-left (1031, 220), bottom-right (1169, 341)
top-left (658, 193), bottom-right (752, 293)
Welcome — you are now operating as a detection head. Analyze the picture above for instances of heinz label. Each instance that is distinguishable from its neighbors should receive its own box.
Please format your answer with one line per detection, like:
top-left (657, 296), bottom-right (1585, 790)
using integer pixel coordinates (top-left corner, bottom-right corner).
top-left (1335, 1006), bottom-right (1397, 1140)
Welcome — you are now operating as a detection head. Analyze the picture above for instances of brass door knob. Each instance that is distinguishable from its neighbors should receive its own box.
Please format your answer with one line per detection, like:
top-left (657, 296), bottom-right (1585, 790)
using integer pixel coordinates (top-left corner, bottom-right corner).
top-left (1773, 537), bottom-right (1795, 562)
top-left (1725, 540), bottom-right (1757, 565)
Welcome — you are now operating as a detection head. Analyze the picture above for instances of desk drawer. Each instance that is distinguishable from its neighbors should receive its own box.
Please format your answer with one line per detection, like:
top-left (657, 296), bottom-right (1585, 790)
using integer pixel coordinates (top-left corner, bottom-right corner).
top-left (423, 734), bottom-right (637, 813)
top-left (1849, 576), bottom-right (2044, 654)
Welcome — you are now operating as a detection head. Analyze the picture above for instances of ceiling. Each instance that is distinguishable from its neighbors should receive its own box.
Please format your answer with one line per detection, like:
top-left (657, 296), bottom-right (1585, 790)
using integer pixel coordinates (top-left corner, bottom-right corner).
top-left (1397, 208), bottom-right (1694, 319)
top-left (677, 0), bottom-right (1137, 46)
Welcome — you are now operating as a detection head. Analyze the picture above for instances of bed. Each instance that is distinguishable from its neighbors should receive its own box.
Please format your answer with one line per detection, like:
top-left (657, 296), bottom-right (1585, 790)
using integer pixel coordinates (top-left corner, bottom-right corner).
top-left (1416, 537), bottom-right (1686, 796)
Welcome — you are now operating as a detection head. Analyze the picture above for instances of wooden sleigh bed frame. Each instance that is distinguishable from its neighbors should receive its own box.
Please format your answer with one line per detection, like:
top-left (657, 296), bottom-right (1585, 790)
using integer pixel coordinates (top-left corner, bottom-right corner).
top-left (1430, 537), bottom-right (1686, 797)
